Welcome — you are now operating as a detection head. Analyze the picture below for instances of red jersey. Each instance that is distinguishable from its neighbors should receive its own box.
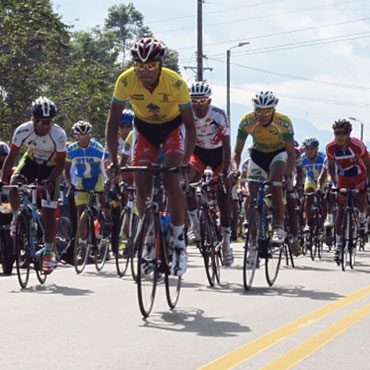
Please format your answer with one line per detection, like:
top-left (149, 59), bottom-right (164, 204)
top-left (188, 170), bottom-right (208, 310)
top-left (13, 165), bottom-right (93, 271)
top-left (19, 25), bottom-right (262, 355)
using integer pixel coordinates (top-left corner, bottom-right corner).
top-left (326, 137), bottom-right (368, 178)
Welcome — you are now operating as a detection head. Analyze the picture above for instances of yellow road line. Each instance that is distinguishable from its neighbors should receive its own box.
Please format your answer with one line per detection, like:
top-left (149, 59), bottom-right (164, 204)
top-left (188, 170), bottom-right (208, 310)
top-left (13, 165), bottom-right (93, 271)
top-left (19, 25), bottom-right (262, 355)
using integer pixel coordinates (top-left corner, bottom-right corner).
top-left (261, 302), bottom-right (370, 370)
top-left (199, 284), bottom-right (370, 370)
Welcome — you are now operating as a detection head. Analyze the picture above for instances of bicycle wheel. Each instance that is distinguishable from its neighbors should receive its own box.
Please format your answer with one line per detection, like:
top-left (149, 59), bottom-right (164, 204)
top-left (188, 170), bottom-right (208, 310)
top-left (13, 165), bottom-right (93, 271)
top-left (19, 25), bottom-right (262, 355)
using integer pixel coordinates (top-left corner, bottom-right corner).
top-left (137, 208), bottom-right (158, 318)
top-left (349, 213), bottom-right (357, 269)
top-left (209, 213), bottom-right (222, 283)
top-left (341, 210), bottom-right (350, 271)
top-left (243, 208), bottom-right (259, 291)
top-left (35, 244), bottom-right (47, 284)
top-left (15, 213), bottom-right (31, 288)
top-left (199, 209), bottom-right (216, 287)
top-left (115, 209), bottom-right (131, 277)
top-left (265, 242), bottom-right (283, 286)
top-left (94, 211), bottom-right (109, 272)
top-left (165, 232), bottom-right (181, 309)
top-left (55, 217), bottom-right (73, 264)
top-left (74, 210), bottom-right (92, 274)
top-left (130, 214), bottom-right (140, 282)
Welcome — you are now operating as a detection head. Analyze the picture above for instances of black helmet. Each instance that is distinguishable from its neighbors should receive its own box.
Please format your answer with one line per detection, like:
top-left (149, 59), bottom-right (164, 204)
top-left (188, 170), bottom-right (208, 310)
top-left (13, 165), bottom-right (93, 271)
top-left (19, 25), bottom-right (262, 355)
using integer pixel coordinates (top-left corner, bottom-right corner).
top-left (32, 96), bottom-right (57, 119)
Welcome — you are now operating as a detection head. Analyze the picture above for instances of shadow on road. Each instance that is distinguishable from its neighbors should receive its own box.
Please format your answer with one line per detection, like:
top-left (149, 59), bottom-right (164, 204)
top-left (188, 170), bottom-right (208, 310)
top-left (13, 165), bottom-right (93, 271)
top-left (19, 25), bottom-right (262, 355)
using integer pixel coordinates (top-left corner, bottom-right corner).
top-left (141, 307), bottom-right (251, 337)
top-left (10, 283), bottom-right (94, 296)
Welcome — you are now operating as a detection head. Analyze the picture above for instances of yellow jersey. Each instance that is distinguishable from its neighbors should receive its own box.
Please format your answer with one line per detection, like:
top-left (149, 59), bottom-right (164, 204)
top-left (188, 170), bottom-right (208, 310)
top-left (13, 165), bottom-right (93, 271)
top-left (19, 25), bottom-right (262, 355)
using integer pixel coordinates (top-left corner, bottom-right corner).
top-left (237, 111), bottom-right (294, 153)
top-left (112, 67), bottom-right (191, 124)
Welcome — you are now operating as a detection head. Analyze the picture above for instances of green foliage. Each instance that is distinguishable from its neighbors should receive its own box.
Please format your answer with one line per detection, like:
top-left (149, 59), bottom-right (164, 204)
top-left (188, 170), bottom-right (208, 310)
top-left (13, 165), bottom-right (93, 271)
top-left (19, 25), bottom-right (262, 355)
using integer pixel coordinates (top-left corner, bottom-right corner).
top-left (0, 0), bottom-right (181, 143)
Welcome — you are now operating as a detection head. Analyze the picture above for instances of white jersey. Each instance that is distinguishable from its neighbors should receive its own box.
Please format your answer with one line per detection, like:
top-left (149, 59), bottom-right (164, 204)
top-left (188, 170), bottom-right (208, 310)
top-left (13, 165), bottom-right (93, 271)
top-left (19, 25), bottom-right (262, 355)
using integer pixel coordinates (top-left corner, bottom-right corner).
top-left (194, 105), bottom-right (230, 149)
top-left (11, 121), bottom-right (66, 165)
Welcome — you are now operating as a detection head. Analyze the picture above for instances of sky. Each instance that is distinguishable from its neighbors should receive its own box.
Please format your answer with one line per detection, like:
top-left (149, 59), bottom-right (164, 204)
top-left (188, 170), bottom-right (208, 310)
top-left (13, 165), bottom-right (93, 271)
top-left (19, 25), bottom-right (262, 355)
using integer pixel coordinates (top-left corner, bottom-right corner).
top-left (53, 0), bottom-right (370, 148)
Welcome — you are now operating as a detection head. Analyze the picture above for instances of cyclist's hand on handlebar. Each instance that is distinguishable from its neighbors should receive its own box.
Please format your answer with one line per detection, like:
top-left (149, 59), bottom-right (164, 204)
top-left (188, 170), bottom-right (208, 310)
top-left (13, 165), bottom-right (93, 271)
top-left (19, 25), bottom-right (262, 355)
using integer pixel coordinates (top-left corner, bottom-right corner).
top-left (42, 179), bottom-right (55, 194)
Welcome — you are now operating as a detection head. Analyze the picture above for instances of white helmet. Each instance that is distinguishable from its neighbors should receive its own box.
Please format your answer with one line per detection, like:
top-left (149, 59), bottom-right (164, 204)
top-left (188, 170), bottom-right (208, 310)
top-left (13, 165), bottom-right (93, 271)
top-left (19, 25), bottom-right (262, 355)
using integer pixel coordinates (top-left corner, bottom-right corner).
top-left (252, 91), bottom-right (279, 109)
top-left (72, 121), bottom-right (92, 135)
top-left (204, 168), bottom-right (213, 181)
top-left (189, 81), bottom-right (212, 98)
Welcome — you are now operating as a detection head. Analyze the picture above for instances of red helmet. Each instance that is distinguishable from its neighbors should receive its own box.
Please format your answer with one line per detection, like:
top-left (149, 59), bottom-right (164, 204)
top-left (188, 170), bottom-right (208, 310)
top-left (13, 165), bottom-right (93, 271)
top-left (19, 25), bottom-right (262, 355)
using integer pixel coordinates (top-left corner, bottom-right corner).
top-left (131, 37), bottom-right (166, 63)
top-left (332, 119), bottom-right (352, 132)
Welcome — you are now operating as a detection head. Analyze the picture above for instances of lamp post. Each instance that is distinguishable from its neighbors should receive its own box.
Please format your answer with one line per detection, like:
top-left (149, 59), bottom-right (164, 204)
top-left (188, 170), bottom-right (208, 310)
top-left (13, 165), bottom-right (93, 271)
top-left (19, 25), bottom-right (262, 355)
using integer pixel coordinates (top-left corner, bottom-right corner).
top-left (226, 42), bottom-right (249, 124)
top-left (348, 117), bottom-right (364, 140)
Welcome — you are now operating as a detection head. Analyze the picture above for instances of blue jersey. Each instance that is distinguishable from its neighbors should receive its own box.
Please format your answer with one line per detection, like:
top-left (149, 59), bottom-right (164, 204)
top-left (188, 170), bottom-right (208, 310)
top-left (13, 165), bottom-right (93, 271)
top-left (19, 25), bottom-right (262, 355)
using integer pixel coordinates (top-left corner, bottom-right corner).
top-left (302, 152), bottom-right (326, 182)
top-left (66, 139), bottom-right (109, 178)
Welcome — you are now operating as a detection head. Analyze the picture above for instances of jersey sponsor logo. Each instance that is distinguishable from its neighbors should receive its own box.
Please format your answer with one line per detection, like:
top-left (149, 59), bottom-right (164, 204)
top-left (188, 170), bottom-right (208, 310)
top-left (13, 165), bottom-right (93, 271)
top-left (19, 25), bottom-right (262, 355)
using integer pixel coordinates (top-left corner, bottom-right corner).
top-left (121, 78), bottom-right (128, 87)
top-left (147, 103), bottom-right (160, 112)
top-left (173, 80), bottom-right (182, 90)
top-left (278, 119), bottom-right (290, 128)
top-left (159, 93), bottom-right (170, 102)
top-left (240, 117), bottom-right (254, 129)
top-left (15, 128), bottom-right (30, 135)
top-left (76, 157), bottom-right (96, 164)
top-left (132, 94), bottom-right (144, 100)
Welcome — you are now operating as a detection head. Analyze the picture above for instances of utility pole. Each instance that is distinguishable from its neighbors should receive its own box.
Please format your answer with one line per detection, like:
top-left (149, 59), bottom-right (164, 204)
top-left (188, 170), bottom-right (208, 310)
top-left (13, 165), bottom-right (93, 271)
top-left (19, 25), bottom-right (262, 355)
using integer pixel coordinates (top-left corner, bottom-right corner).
top-left (197, 0), bottom-right (203, 81)
top-left (348, 117), bottom-right (364, 140)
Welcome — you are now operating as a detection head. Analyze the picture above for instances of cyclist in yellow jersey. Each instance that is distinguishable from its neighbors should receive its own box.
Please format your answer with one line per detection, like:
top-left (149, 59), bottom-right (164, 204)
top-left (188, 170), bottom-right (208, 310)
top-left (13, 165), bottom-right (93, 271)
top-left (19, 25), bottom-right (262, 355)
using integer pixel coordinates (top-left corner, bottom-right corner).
top-left (106, 37), bottom-right (196, 276)
top-left (232, 91), bottom-right (296, 249)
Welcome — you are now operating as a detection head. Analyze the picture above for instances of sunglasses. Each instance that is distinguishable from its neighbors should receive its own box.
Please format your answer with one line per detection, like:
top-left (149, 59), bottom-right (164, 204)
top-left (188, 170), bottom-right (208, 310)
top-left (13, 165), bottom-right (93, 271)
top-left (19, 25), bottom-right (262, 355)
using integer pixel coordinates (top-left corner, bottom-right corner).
top-left (255, 108), bottom-right (275, 115)
top-left (191, 98), bottom-right (211, 105)
top-left (134, 61), bottom-right (160, 71)
top-left (334, 131), bottom-right (348, 136)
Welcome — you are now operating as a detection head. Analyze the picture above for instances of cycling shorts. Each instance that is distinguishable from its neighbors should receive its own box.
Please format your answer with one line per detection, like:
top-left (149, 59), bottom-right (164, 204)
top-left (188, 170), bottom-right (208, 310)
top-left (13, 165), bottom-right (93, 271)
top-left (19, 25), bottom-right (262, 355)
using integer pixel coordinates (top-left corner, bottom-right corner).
top-left (190, 146), bottom-right (224, 176)
top-left (132, 117), bottom-right (185, 165)
top-left (12, 155), bottom-right (60, 209)
top-left (247, 149), bottom-right (287, 181)
top-left (74, 175), bottom-right (104, 206)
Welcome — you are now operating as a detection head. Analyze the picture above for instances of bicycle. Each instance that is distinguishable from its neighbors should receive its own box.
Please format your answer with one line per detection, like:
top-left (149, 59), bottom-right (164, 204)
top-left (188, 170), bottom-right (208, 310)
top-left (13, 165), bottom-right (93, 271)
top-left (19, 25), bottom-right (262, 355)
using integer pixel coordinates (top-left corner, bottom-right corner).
top-left (243, 180), bottom-right (284, 291)
top-left (121, 164), bottom-right (188, 318)
top-left (333, 188), bottom-right (361, 271)
top-left (113, 182), bottom-right (139, 279)
top-left (3, 184), bottom-right (50, 288)
top-left (190, 178), bottom-right (223, 287)
top-left (73, 188), bottom-right (111, 274)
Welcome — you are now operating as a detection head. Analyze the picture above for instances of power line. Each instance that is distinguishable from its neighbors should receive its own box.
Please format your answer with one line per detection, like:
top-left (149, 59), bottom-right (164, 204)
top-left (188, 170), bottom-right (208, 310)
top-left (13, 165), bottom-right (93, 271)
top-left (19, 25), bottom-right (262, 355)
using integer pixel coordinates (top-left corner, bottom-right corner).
top-left (211, 82), bottom-right (370, 109)
top-left (206, 59), bottom-right (370, 91)
top-left (176, 16), bottom-right (370, 51)
top-left (207, 30), bottom-right (370, 58)
top-left (154, 0), bottom-right (365, 35)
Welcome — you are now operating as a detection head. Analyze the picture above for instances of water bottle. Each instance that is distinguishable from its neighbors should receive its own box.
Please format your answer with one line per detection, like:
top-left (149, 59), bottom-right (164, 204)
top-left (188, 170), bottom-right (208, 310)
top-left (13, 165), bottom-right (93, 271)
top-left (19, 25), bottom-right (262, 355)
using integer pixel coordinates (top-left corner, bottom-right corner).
top-left (160, 212), bottom-right (171, 244)
top-left (94, 220), bottom-right (100, 237)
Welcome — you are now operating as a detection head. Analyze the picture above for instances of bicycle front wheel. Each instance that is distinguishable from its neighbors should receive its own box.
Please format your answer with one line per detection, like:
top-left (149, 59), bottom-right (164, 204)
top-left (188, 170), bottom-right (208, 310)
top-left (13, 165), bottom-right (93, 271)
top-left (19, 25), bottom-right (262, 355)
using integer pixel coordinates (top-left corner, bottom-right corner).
top-left (115, 209), bottom-right (131, 277)
top-left (74, 210), bottom-right (92, 274)
top-left (341, 210), bottom-right (350, 271)
top-left (35, 245), bottom-right (47, 285)
top-left (265, 244), bottom-right (283, 286)
top-left (165, 238), bottom-right (181, 309)
top-left (243, 208), bottom-right (259, 291)
top-left (15, 213), bottom-right (31, 289)
top-left (137, 208), bottom-right (158, 318)
top-left (55, 217), bottom-right (73, 264)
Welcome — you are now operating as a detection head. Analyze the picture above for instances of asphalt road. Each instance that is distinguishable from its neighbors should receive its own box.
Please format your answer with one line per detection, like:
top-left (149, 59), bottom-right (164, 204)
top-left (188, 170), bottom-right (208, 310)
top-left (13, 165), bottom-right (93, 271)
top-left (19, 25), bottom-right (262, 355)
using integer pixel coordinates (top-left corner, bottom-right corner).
top-left (1, 243), bottom-right (369, 370)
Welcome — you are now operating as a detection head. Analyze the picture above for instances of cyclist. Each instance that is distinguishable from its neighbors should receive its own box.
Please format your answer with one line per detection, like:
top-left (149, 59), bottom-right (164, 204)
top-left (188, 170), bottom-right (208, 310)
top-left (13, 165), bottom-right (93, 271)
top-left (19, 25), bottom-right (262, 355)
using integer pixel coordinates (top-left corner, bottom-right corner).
top-left (326, 119), bottom-right (370, 262)
top-left (1, 96), bottom-right (67, 274)
top-left (64, 121), bottom-right (112, 234)
top-left (301, 137), bottom-right (326, 231)
top-left (186, 81), bottom-right (234, 266)
top-left (232, 91), bottom-right (296, 253)
top-left (118, 109), bottom-right (134, 156)
top-left (106, 37), bottom-right (196, 276)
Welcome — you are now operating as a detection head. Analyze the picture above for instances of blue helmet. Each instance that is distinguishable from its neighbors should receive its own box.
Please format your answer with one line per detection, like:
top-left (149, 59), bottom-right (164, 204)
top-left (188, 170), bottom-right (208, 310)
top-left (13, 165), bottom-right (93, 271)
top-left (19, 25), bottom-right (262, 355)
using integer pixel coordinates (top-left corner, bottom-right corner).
top-left (120, 109), bottom-right (134, 126)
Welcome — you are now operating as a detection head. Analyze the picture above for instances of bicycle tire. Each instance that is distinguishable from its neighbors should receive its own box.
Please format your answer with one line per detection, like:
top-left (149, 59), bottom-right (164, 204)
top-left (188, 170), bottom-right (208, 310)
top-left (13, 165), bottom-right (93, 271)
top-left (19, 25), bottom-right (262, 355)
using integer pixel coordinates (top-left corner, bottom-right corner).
top-left (55, 217), bottom-right (73, 264)
top-left (265, 243), bottom-right (283, 286)
top-left (73, 210), bottom-right (92, 274)
top-left (209, 213), bottom-right (221, 284)
top-left (35, 245), bottom-right (47, 285)
top-left (199, 209), bottom-right (215, 287)
top-left (130, 213), bottom-right (140, 282)
top-left (15, 213), bottom-right (31, 288)
top-left (164, 230), bottom-right (181, 309)
top-left (137, 208), bottom-right (158, 318)
top-left (243, 208), bottom-right (259, 291)
top-left (349, 212), bottom-right (357, 269)
top-left (341, 210), bottom-right (349, 271)
top-left (115, 209), bottom-right (131, 277)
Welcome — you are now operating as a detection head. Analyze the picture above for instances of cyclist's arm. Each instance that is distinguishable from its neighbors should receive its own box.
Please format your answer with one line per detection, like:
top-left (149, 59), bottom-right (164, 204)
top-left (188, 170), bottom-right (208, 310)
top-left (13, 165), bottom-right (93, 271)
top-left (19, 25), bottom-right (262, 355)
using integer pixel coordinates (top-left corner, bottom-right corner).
top-left (1, 147), bottom-right (19, 183)
top-left (318, 167), bottom-right (327, 189)
top-left (221, 134), bottom-right (231, 172)
top-left (296, 165), bottom-right (304, 187)
top-left (363, 156), bottom-right (370, 184)
top-left (106, 100), bottom-right (125, 166)
top-left (179, 105), bottom-right (196, 163)
top-left (231, 138), bottom-right (246, 171)
top-left (48, 153), bottom-right (66, 182)
top-left (285, 141), bottom-right (296, 176)
top-left (64, 160), bottom-right (72, 184)
top-left (328, 159), bottom-right (336, 183)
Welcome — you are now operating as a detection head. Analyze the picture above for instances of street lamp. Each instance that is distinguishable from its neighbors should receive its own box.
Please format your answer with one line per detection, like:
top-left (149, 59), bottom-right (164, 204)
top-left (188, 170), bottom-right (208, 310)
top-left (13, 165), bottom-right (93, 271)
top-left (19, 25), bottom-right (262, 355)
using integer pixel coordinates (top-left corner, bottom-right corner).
top-left (226, 42), bottom-right (249, 124)
top-left (348, 117), bottom-right (364, 140)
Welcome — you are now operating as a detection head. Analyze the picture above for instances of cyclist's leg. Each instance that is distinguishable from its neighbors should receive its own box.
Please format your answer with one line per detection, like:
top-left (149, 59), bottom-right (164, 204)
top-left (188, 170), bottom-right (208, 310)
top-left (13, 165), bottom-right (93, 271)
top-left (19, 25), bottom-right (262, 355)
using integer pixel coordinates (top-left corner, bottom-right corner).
top-left (269, 153), bottom-right (286, 243)
top-left (304, 181), bottom-right (315, 229)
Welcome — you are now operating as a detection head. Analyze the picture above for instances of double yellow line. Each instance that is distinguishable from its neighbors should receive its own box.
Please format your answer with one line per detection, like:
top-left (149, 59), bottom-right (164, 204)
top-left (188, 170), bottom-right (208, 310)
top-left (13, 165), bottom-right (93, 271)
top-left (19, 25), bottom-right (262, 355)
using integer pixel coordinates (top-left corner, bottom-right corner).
top-left (199, 284), bottom-right (370, 370)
